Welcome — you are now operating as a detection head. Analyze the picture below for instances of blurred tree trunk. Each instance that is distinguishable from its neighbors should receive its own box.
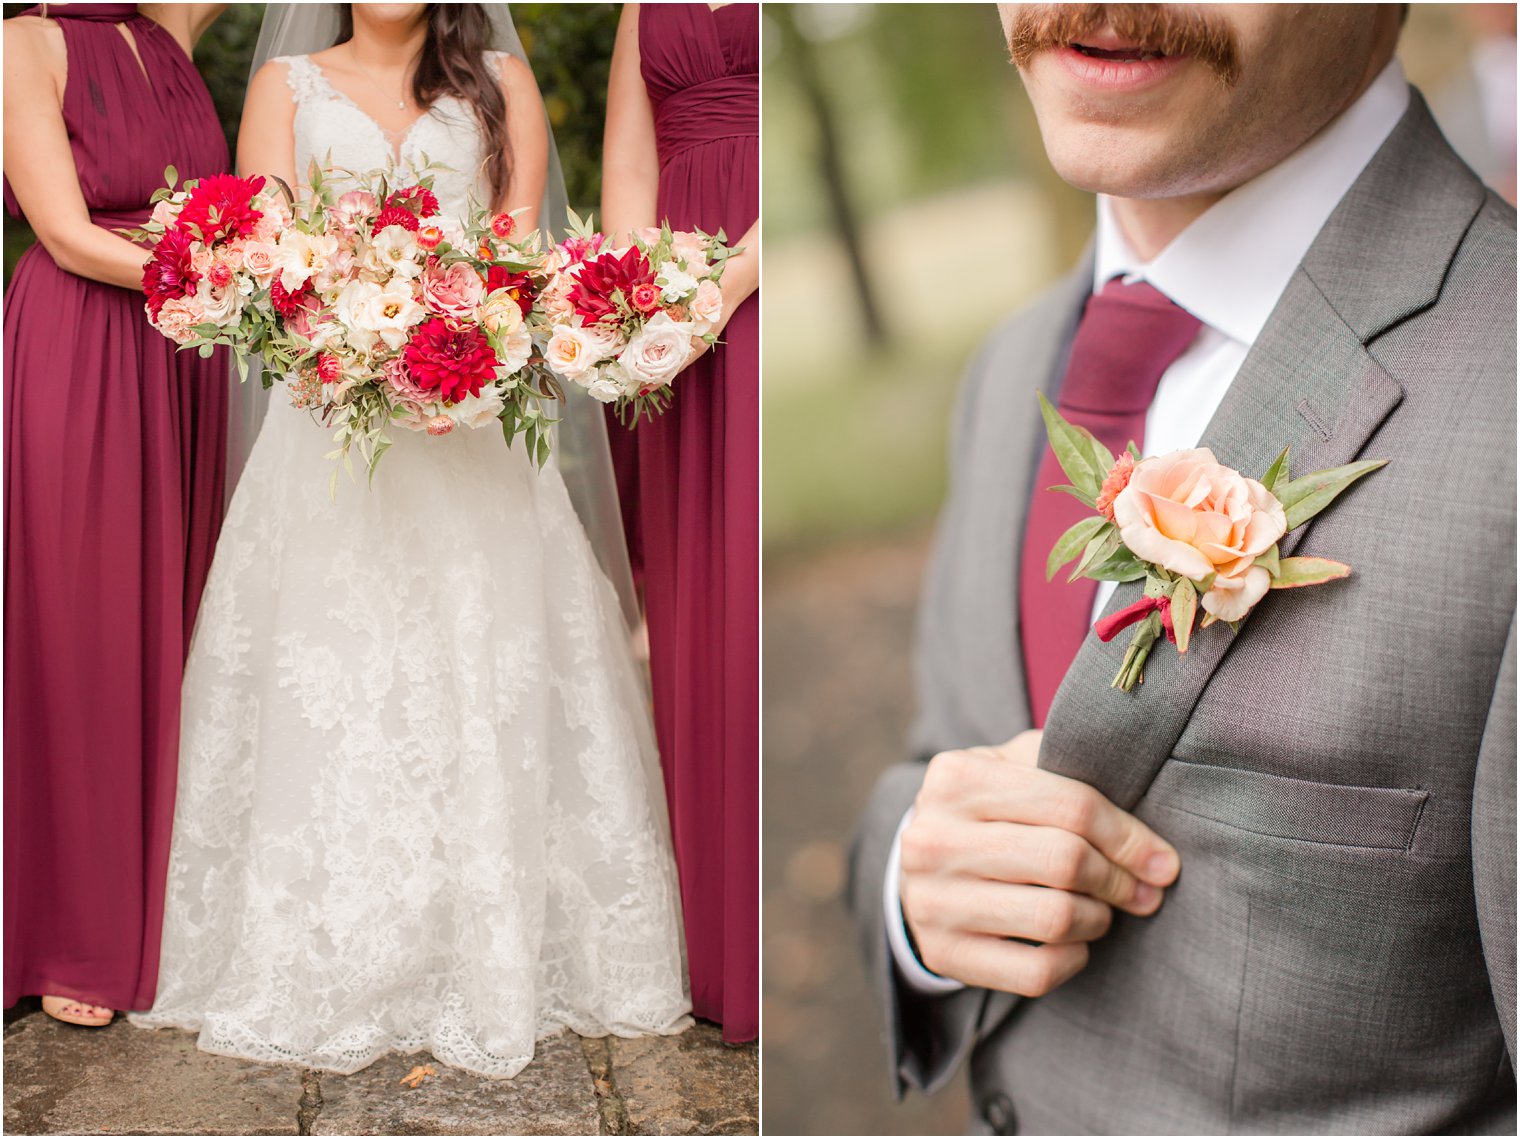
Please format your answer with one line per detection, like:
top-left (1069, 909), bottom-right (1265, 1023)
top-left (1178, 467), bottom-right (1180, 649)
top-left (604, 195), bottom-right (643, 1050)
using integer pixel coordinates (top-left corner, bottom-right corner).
top-left (772, 7), bottom-right (887, 347)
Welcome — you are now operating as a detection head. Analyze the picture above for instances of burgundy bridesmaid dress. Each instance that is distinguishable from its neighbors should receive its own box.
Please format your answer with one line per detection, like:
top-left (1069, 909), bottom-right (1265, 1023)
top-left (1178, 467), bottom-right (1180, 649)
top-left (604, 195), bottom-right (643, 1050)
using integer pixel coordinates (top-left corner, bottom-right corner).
top-left (619, 2), bottom-right (758, 1043)
top-left (3, 4), bottom-right (228, 1011)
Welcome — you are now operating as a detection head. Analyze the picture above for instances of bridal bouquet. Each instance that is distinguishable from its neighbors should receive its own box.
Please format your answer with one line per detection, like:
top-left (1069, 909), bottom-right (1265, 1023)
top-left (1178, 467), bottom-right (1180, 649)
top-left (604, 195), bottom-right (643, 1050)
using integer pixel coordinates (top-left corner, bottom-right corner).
top-left (1039, 395), bottom-right (1386, 691)
top-left (537, 211), bottom-right (735, 424)
top-left (133, 164), bottom-right (559, 485)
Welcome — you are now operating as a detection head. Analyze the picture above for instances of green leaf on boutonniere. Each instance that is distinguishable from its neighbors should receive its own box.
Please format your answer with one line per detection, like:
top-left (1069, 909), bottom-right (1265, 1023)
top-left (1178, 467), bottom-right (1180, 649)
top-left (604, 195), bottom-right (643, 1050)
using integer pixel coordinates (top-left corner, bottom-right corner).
top-left (1128, 441), bottom-right (1142, 461)
top-left (1069, 525), bottom-right (1123, 583)
top-left (1038, 393), bottom-right (1111, 499)
top-left (1260, 447), bottom-right (1290, 494)
top-left (1171, 577), bottom-right (1198, 654)
top-left (1048, 484), bottom-right (1099, 510)
top-left (1269, 556), bottom-right (1351, 589)
top-left (1276, 459), bottom-right (1388, 530)
top-left (1253, 545), bottom-right (1281, 579)
top-left (1047, 516), bottom-right (1110, 581)
top-left (1086, 545), bottom-right (1149, 583)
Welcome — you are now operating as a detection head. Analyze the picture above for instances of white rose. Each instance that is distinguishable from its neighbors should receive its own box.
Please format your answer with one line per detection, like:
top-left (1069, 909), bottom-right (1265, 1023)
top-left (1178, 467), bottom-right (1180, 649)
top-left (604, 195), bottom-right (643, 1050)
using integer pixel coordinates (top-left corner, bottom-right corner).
top-left (617, 311), bottom-right (693, 391)
top-left (688, 278), bottom-right (724, 336)
top-left (274, 229), bottom-right (339, 292)
top-left (544, 325), bottom-right (598, 381)
top-left (585, 373), bottom-right (627, 404)
top-left (195, 277), bottom-right (243, 326)
top-left (362, 226), bottom-right (423, 280)
top-left (579, 320), bottom-right (625, 362)
top-left (449, 386), bottom-right (507, 429)
top-left (656, 260), bottom-right (698, 303)
top-left (497, 322), bottom-right (533, 376)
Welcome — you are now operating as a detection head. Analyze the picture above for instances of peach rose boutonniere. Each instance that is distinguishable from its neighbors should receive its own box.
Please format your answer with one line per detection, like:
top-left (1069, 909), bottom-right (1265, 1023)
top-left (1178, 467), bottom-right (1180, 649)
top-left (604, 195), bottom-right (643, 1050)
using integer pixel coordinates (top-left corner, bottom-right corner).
top-left (1039, 394), bottom-right (1386, 692)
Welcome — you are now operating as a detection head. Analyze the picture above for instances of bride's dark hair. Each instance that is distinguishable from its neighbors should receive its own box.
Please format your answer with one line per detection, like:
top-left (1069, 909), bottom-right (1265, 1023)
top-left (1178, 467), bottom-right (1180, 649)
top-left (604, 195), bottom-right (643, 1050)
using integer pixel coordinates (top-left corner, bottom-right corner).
top-left (336, 4), bottom-right (513, 208)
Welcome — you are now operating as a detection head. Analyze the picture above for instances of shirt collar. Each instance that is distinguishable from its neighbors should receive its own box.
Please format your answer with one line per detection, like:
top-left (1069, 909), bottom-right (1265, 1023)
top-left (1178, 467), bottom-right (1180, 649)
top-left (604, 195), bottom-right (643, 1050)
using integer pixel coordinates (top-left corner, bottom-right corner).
top-left (1094, 58), bottom-right (1411, 347)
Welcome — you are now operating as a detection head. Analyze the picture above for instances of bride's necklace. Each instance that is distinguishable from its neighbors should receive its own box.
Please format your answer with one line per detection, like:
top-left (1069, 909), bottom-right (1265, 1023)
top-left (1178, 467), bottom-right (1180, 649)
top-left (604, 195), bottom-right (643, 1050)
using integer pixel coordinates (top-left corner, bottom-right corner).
top-left (349, 46), bottom-right (411, 112)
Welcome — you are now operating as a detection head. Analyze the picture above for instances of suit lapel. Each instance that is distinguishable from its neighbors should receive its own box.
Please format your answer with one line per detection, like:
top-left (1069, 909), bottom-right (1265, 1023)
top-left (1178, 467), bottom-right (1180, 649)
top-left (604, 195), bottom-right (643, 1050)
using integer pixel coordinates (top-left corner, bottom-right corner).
top-left (1035, 92), bottom-right (1484, 810)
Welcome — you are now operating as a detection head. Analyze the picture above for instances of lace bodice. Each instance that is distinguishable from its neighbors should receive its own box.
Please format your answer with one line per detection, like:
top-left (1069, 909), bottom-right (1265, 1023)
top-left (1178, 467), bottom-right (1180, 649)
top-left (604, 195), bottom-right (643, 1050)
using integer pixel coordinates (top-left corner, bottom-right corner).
top-left (275, 53), bottom-right (504, 221)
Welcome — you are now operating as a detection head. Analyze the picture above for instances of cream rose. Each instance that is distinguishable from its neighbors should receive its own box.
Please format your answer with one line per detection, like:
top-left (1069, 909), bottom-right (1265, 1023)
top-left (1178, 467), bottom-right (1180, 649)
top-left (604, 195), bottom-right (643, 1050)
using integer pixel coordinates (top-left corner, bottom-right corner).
top-left (616, 311), bottom-right (693, 391)
top-left (195, 277), bottom-right (244, 326)
top-left (579, 320), bottom-right (625, 362)
top-left (1112, 447), bottom-right (1288, 623)
top-left (544, 325), bottom-right (598, 381)
top-left (497, 323), bottom-right (533, 376)
top-left (478, 289), bottom-right (523, 336)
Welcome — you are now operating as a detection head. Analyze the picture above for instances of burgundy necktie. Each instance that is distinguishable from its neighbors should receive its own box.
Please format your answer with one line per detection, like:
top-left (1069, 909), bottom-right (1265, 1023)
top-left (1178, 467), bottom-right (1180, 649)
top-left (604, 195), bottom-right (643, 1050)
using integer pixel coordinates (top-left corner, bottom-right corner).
top-left (1019, 278), bottom-right (1202, 726)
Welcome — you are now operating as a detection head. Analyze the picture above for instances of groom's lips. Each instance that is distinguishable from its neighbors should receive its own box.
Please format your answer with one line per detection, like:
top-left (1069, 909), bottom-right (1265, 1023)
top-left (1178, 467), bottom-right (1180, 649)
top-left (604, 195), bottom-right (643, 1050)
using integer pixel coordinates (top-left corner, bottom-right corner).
top-left (1045, 30), bottom-right (1189, 93)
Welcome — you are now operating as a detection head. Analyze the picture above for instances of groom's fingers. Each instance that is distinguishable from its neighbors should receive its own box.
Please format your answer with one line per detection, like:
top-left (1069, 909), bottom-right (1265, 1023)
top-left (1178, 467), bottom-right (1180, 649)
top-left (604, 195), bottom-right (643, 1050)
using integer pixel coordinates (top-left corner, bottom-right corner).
top-left (954, 742), bottom-right (1181, 889)
top-left (918, 932), bottom-right (1090, 997)
top-left (905, 877), bottom-right (1113, 944)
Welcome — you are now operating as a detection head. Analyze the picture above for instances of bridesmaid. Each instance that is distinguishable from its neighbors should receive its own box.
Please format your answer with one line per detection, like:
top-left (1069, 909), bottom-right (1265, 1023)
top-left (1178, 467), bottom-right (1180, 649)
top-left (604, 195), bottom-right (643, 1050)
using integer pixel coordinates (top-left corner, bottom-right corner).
top-left (601, 1), bottom-right (759, 1042)
top-left (3, 2), bottom-right (229, 1026)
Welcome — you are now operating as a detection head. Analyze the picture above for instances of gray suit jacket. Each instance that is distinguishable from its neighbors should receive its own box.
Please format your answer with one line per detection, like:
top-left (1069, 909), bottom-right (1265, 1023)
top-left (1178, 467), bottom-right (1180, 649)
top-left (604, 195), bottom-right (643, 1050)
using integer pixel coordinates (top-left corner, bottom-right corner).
top-left (851, 92), bottom-right (1517, 1135)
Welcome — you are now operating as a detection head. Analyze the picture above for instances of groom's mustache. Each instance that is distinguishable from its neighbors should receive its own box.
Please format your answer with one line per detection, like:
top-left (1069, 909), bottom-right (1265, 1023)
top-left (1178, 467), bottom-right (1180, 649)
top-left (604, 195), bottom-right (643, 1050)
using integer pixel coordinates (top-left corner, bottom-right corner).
top-left (1007, 4), bottom-right (1242, 86)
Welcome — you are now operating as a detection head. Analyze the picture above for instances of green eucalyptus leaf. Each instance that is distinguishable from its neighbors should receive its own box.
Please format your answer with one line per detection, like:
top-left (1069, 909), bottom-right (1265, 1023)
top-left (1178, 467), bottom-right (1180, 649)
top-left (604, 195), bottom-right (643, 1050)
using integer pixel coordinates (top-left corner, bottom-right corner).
top-left (1260, 446), bottom-right (1290, 494)
top-left (1069, 525), bottom-right (1122, 583)
top-left (1277, 460), bottom-right (1388, 530)
top-left (1046, 516), bottom-right (1110, 581)
top-left (1171, 577), bottom-right (1197, 654)
top-left (1038, 393), bottom-right (1103, 498)
top-left (1270, 556), bottom-right (1351, 589)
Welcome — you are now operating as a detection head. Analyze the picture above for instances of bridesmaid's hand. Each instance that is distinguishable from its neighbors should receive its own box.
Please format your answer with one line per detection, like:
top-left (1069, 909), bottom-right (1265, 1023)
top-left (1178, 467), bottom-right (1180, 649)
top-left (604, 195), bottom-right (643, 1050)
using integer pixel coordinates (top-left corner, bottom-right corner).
top-left (675, 219), bottom-right (758, 378)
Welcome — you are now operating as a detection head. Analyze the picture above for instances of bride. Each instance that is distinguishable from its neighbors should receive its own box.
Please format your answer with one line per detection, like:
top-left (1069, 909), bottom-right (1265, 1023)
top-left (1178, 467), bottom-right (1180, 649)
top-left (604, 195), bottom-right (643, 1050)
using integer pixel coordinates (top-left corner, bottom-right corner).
top-left (128, 3), bottom-right (691, 1078)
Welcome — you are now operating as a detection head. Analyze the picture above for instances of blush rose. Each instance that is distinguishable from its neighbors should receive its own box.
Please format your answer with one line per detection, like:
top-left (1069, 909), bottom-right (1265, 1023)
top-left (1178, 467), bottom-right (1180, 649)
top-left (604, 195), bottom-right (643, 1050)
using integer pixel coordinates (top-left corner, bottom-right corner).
top-left (1111, 447), bottom-right (1287, 622)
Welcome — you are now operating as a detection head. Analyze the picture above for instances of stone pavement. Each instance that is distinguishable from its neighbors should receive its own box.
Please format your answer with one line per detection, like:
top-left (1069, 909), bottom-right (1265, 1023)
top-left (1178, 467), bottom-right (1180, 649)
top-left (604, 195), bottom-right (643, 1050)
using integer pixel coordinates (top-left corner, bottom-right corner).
top-left (4, 1002), bottom-right (757, 1136)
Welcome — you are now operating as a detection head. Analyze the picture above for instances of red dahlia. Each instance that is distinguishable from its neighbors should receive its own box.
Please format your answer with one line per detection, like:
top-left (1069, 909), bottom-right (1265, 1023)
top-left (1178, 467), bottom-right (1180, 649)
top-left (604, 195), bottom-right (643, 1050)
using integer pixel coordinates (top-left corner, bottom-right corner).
top-left (568, 246), bottom-right (653, 325)
top-left (387, 186), bottom-right (440, 218)
top-left (485, 265), bottom-right (538, 317)
top-left (403, 317), bottom-right (498, 405)
top-left (372, 207), bottom-right (421, 235)
top-left (270, 276), bottom-right (313, 317)
top-left (142, 226), bottom-right (200, 317)
top-left (176, 173), bottom-right (266, 244)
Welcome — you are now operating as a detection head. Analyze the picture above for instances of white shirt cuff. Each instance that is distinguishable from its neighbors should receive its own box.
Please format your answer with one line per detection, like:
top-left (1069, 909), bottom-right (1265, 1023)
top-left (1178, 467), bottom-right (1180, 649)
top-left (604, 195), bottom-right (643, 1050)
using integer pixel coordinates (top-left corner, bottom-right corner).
top-left (885, 806), bottom-right (968, 995)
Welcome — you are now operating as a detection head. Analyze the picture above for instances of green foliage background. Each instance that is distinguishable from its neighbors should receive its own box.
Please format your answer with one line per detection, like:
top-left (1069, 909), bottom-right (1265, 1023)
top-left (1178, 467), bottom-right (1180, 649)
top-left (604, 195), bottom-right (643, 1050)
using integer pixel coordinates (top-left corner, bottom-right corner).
top-left (3, 3), bottom-right (620, 283)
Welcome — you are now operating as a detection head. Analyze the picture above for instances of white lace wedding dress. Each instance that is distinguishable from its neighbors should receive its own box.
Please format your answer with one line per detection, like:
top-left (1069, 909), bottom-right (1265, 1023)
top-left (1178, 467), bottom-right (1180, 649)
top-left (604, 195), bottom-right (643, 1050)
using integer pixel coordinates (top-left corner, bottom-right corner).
top-left (128, 55), bottom-right (691, 1078)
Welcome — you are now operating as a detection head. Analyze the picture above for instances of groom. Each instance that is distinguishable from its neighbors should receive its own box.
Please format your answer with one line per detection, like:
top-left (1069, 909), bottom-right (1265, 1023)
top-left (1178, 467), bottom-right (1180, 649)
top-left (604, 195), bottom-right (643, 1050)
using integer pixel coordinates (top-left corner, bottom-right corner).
top-left (851, 4), bottom-right (1516, 1134)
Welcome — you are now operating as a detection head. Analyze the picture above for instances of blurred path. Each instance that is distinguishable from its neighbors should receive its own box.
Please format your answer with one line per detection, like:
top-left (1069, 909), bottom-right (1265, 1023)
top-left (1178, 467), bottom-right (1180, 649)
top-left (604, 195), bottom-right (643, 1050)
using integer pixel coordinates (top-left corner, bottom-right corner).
top-left (763, 528), bottom-right (970, 1136)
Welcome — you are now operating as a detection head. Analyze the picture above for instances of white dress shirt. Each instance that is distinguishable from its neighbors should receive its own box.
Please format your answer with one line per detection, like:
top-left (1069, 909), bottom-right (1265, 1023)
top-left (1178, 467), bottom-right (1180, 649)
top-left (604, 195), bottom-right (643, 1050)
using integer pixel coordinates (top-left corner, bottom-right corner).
top-left (887, 60), bottom-right (1411, 992)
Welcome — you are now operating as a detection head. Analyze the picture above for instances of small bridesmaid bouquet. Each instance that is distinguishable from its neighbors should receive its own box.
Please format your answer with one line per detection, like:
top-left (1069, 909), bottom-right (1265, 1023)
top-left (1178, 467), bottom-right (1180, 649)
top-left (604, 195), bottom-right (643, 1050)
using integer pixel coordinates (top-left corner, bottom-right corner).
top-left (1039, 394), bottom-right (1387, 691)
top-left (536, 210), bottom-right (739, 425)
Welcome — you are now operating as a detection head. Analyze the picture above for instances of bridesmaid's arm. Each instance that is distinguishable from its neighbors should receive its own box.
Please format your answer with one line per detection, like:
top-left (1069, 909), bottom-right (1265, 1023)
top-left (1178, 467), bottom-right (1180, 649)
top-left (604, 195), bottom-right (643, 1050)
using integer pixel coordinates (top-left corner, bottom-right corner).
top-left (600, 3), bottom-right (659, 241)
top-left (2, 17), bottom-right (155, 290)
top-left (237, 60), bottom-right (298, 190)
top-left (496, 52), bottom-right (549, 229)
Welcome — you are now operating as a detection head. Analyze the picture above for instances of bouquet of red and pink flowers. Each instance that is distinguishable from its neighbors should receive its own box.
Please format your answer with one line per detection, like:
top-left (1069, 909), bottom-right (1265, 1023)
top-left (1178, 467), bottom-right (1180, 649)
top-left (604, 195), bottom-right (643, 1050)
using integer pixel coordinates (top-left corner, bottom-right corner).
top-left (133, 163), bottom-right (559, 487)
top-left (536, 211), bottom-right (736, 424)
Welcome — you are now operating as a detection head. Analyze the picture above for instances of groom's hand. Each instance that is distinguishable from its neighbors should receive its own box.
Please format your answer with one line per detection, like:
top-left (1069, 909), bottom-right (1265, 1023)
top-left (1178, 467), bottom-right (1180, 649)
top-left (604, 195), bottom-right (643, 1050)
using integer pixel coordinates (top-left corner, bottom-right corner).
top-left (900, 730), bottom-right (1180, 996)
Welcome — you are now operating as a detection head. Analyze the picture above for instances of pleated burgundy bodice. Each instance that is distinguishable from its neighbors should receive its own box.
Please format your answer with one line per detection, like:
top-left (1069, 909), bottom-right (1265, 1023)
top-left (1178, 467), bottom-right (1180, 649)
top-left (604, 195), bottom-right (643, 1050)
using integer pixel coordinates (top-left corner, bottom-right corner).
top-left (3, 4), bottom-right (226, 231)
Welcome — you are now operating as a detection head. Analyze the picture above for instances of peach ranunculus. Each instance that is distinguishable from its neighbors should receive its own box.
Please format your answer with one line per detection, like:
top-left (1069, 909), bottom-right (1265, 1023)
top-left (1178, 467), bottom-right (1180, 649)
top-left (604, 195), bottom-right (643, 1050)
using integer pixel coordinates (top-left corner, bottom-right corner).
top-left (154, 295), bottom-right (205, 344)
top-left (1111, 448), bottom-right (1287, 623)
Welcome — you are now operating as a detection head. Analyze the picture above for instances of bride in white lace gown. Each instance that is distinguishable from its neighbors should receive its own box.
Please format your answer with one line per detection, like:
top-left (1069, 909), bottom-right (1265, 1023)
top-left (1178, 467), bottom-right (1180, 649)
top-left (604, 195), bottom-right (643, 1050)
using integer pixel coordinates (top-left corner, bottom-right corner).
top-left (128, 4), bottom-right (691, 1078)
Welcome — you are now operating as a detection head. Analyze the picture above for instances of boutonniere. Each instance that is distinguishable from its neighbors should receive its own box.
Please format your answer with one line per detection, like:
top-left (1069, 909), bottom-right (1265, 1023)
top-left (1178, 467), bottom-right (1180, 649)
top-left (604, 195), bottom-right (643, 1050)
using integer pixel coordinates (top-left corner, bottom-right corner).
top-left (1039, 394), bottom-right (1387, 691)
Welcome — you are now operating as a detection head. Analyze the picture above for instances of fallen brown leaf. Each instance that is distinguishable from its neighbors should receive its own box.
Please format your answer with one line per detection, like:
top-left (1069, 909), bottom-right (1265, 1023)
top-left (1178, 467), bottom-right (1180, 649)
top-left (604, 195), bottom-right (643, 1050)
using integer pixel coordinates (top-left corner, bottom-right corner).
top-left (399, 1064), bottom-right (437, 1089)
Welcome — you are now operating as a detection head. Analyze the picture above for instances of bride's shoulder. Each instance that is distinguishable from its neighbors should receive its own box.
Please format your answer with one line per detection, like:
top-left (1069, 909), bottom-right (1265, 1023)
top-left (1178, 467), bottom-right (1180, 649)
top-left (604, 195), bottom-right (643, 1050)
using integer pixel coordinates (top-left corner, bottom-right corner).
top-left (484, 51), bottom-right (541, 96)
top-left (248, 53), bottom-right (326, 107)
